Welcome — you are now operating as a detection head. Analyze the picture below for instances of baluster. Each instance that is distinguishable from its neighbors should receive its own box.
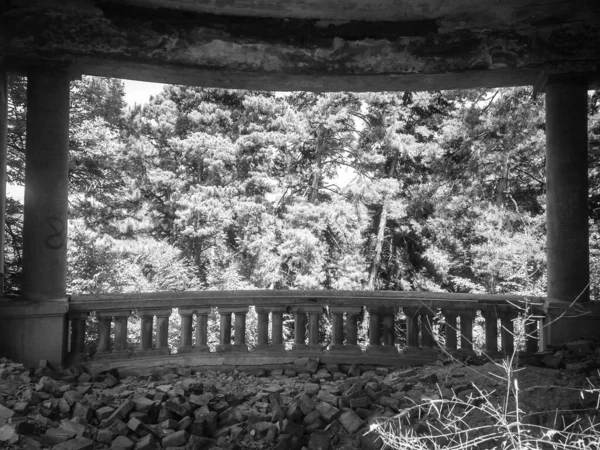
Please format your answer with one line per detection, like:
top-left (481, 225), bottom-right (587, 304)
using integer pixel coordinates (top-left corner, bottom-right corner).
top-left (113, 314), bottom-right (129, 353)
top-left (233, 307), bottom-right (249, 352)
top-left (382, 307), bottom-right (397, 350)
top-left (500, 312), bottom-right (516, 354)
top-left (140, 314), bottom-right (153, 351)
top-left (460, 310), bottom-right (476, 351)
top-left (442, 309), bottom-right (458, 351)
top-left (404, 308), bottom-right (420, 349)
top-left (292, 307), bottom-right (307, 351)
top-left (256, 307), bottom-right (269, 350)
top-left (329, 307), bottom-right (344, 350)
top-left (69, 312), bottom-right (88, 361)
top-left (156, 310), bottom-right (171, 354)
top-left (178, 308), bottom-right (194, 354)
top-left (96, 313), bottom-right (112, 356)
top-left (270, 307), bottom-right (285, 352)
top-left (307, 306), bottom-right (322, 351)
top-left (345, 307), bottom-right (362, 352)
top-left (525, 316), bottom-right (539, 353)
top-left (194, 308), bottom-right (210, 353)
top-left (368, 307), bottom-right (381, 347)
top-left (217, 309), bottom-right (232, 352)
top-left (482, 311), bottom-right (499, 354)
top-left (421, 312), bottom-right (435, 349)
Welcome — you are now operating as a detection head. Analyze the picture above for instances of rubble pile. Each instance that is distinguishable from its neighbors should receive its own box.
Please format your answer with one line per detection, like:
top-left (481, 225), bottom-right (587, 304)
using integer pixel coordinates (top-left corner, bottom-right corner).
top-left (0, 340), bottom-right (599, 450)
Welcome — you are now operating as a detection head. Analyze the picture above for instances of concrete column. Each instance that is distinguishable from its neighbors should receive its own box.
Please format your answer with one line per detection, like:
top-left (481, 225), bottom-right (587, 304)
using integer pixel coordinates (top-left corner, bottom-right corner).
top-left (0, 70), bottom-right (7, 295)
top-left (68, 312), bottom-right (88, 360)
top-left (345, 309), bottom-right (361, 348)
top-left (22, 65), bottom-right (70, 301)
top-left (546, 76), bottom-right (589, 303)
top-left (500, 313), bottom-right (516, 354)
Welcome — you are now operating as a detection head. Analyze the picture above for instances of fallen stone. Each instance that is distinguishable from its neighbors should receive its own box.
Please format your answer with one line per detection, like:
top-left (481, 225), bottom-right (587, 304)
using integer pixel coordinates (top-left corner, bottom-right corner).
top-left (52, 437), bottom-right (94, 450)
top-left (162, 429), bottom-right (188, 447)
top-left (0, 403), bottom-right (15, 420)
top-left (111, 435), bottom-right (134, 450)
top-left (308, 430), bottom-right (332, 450)
top-left (0, 424), bottom-right (19, 445)
top-left (338, 409), bottom-right (364, 434)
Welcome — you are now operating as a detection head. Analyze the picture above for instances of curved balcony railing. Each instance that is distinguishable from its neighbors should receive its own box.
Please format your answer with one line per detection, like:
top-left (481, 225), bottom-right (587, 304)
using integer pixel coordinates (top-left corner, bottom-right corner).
top-left (68, 291), bottom-right (545, 367)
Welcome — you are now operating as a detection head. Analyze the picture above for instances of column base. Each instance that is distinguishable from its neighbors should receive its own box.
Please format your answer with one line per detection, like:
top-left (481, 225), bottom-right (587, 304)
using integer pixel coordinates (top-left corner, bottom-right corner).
top-left (255, 344), bottom-right (286, 352)
top-left (366, 345), bottom-right (398, 355)
top-left (176, 346), bottom-right (195, 354)
top-left (231, 344), bottom-right (248, 353)
top-left (217, 344), bottom-right (232, 353)
top-left (327, 344), bottom-right (363, 354)
top-left (95, 350), bottom-right (131, 360)
top-left (0, 298), bottom-right (68, 368)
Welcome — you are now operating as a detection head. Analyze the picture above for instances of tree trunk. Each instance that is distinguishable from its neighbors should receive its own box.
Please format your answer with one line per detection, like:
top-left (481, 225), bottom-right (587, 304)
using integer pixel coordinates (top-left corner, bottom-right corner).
top-left (367, 154), bottom-right (398, 290)
top-left (309, 127), bottom-right (325, 204)
top-left (496, 154), bottom-right (510, 207)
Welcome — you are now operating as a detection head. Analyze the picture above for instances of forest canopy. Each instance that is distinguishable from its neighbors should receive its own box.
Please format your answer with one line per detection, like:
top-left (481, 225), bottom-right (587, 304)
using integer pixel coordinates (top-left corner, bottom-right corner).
top-left (4, 78), bottom-right (600, 300)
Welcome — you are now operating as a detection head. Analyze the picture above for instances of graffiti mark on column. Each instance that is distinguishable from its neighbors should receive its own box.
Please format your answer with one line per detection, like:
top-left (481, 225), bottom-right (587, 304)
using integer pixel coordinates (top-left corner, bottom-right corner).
top-left (45, 216), bottom-right (65, 249)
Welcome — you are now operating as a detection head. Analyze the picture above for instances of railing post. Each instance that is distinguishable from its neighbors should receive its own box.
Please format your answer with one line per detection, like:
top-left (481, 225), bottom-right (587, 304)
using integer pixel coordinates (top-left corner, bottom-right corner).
top-left (113, 313), bottom-right (130, 354)
top-left (307, 307), bottom-right (322, 351)
top-left (482, 311), bottom-right (499, 354)
top-left (500, 312), bottom-right (517, 355)
top-left (367, 307), bottom-right (397, 354)
top-left (256, 307), bottom-right (269, 350)
top-left (69, 312), bottom-right (88, 361)
top-left (233, 307), bottom-right (249, 352)
top-left (330, 307), bottom-right (344, 348)
top-left (135, 309), bottom-right (170, 356)
top-left (460, 310), bottom-right (476, 351)
top-left (270, 307), bottom-right (286, 352)
top-left (442, 309), bottom-right (458, 351)
top-left (178, 308), bottom-right (194, 354)
top-left (345, 307), bottom-right (362, 352)
top-left (421, 312), bottom-right (436, 349)
top-left (217, 309), bottom-right (232, 352)
top-left (525, 316), bottom-right (540, 353)
top-left (194, 308), bottom-right (210, 353)
top-left (96, 313), bottom-right (112, 355)
top-left (156, 310), bottom-right (171, 353)
top-left (328, 306), bottom-right (362, 353)
top-left (404, 308), bottom-right (420, 349)
top-left (140, 314), bottom-right (153, 351)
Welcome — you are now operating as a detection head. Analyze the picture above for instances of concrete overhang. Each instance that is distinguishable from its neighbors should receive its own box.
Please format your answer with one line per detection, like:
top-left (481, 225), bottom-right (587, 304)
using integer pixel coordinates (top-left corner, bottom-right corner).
top-left (1, 0), bottom-right (599, 91)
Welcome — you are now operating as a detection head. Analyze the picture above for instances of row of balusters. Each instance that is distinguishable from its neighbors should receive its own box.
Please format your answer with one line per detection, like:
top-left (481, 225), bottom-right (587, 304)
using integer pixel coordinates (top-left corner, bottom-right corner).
top-left (68, 305), bottom-right (540, 359)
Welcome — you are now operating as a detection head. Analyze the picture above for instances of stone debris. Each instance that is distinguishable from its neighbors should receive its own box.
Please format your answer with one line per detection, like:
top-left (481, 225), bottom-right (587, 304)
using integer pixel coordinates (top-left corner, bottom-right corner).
top-left (0, 342), bottom-right (599, 450)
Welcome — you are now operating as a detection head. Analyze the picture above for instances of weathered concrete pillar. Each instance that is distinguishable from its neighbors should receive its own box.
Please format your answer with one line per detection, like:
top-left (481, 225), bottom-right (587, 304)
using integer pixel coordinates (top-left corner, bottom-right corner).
top-left (442, 310), bottom-right (458, 351)
top-left (23, 66), bottom-right (70, 301)
top-left (0, 69), bottom-right (7, 296)
top-left (194, 308), bottom-right (210, 353)
top-left (545, 75), bottom-right (592, 346)
top-left (546, 76), bottom-right (589, 303)
top-left (0, 65), bottom-right (71, 367)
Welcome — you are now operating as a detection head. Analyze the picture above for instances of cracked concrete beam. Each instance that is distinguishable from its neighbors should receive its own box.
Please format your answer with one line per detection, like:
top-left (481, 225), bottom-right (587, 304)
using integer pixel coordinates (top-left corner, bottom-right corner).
top-left (1, 3), bottom-right (599, 91)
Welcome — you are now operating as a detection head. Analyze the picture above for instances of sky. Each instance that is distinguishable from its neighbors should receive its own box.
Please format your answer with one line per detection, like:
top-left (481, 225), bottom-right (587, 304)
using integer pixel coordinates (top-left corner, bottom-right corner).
top-left (122, 79), bottom-right (166, 107)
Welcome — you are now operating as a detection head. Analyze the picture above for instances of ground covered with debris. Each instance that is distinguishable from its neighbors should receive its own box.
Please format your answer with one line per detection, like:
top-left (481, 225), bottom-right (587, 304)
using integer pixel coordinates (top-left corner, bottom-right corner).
top-left (1, 341), bottom-right (599, 450)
